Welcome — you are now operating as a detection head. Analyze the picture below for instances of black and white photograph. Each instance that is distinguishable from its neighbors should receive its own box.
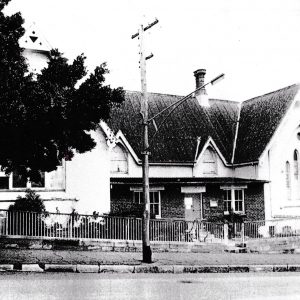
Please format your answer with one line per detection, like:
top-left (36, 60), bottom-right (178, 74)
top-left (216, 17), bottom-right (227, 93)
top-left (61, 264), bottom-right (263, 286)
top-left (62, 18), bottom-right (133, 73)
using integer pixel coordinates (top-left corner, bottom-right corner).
top-left (0, 0), bottom-right (300, 299)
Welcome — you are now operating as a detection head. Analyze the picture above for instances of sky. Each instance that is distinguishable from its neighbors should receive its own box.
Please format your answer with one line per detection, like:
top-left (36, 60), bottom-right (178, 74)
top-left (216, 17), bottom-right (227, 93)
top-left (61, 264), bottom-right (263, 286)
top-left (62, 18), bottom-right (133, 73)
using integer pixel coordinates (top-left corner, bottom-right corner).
top-left (5, 0), bottom-right (300, 101)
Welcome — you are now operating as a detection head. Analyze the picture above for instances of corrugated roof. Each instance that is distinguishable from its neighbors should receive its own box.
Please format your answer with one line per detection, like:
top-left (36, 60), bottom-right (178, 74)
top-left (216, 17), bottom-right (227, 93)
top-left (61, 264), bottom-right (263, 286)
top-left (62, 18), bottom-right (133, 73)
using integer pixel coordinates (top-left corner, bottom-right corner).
top-left (234, 84), bottom-right (300, 164)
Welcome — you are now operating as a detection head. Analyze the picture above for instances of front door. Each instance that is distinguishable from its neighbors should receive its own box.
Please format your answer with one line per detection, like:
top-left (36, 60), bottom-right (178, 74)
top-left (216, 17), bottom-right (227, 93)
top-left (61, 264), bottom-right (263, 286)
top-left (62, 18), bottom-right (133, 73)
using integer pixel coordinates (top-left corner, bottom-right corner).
top-left (184, 193), bottom-right (202, 221)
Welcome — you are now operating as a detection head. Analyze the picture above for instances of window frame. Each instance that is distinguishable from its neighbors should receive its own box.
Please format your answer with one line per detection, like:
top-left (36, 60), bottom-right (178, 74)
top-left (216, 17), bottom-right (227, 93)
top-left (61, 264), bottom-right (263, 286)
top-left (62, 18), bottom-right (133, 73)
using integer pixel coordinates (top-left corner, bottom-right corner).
top-left (222, 188), bottom-right (245, 214)
top-left (286, 160), bottom-right (291, 200)
top-left (203, 146), bottom-right (218, 175)
top-left (110, 144), bottom-right (128, 174)
top-left (133, 190), bottom-right (161, 218)
top-left (294, 150), bottom-right (299, 180)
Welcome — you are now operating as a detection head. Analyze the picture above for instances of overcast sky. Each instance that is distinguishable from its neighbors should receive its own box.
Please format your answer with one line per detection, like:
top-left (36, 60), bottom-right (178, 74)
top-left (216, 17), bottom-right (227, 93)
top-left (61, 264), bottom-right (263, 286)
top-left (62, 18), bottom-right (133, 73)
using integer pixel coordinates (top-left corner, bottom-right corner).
top-left (5, 0), bottom-right (300, 101)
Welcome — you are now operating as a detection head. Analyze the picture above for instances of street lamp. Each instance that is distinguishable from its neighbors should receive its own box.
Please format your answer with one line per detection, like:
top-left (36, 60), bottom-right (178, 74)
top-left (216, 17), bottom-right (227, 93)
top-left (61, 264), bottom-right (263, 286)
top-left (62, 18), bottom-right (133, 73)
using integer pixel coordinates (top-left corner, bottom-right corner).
top-left (142, 73), bottom-right (225, 263)
top-left (148, 73), bottom-right (225, 145)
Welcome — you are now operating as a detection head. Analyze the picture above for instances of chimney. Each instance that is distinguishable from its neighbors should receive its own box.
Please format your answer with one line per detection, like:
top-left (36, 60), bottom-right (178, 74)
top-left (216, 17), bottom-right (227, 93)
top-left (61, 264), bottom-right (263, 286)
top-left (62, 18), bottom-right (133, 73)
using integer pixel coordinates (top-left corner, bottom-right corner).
top-left (193, 69), bottom-right (209, 107)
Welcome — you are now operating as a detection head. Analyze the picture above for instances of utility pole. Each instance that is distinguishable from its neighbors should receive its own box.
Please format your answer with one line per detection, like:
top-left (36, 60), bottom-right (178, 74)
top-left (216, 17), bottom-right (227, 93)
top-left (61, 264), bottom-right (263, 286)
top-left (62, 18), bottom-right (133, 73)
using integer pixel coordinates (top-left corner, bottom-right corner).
top-left (132, 19), bottom-right (158, 263)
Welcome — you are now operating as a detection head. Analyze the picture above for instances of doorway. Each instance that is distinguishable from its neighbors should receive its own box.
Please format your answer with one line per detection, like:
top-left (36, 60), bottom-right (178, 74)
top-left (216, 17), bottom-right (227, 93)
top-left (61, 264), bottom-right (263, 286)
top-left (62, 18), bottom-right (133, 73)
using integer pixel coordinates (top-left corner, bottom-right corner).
top-left (184, 193), bottom-right (202, 222)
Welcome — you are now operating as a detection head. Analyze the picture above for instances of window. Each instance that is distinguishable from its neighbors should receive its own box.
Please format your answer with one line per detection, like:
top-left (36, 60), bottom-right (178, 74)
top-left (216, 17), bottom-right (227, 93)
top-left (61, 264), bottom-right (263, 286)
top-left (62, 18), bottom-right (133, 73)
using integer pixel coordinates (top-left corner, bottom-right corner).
top-left (223, 189), bottom-right (244, 213)
top-left (223, 189), bottom-right (232, 212)
top-left (12, 171), bottom-right (27, 188)
top-left (11, 171), bottom-right (45, 189)
top-left (110, 144), bottom-right (128, 173)
top-left (203, 147), bottom-right (217, 174)
top-left (31, 172), bottom-right (45, 188)
top-left (133, 191), bottom-right (161, 218)
top-left (0, 177), bottom-right (9, 189)
top-left (133, 191), bottom-right (142, 204)
top-left (294, 150), bottom-right (299, 180)
top-left (234, 190), bottom-right (244, 212)
top-left (150, 191), bottom-right (160, 217)
top-left (0, 164), bottom-right (65, 191)
top-left (286, 161), bottom-right (291, 200)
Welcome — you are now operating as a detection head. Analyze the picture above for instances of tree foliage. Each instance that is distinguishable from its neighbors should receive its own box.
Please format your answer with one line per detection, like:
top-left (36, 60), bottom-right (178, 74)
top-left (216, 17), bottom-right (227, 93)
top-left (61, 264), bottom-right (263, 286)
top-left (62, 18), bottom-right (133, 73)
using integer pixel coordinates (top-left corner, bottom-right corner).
top-left (0, 0), bottom-right (125, 181)
top-left (8, 189), bottom-right (46, 213)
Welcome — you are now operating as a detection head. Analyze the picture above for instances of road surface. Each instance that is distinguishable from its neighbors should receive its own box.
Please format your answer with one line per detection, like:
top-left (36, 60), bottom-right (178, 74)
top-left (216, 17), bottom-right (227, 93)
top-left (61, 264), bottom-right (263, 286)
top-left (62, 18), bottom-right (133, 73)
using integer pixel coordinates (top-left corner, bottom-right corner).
top-left (1, 272), bottom-right (300, 299)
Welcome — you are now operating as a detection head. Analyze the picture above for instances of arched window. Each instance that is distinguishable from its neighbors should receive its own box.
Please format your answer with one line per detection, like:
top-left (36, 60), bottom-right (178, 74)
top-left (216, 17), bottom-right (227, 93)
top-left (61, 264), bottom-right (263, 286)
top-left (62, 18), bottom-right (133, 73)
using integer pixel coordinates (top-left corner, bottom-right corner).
top-left (286, 161), bottom-right (291, 200)
top-left (203, 147), bottom-right (217, 174)
top-left (110, 144), bottom-right (128, 173)
top-left (294, 150), bottom-right (299, 180)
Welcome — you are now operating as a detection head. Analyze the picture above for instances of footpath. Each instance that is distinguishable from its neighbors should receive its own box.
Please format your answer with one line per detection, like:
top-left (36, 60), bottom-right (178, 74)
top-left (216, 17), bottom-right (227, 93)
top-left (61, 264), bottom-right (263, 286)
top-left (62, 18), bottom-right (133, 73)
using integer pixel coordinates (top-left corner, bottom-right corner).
top-left (2, 248), bottom-right (300, 274)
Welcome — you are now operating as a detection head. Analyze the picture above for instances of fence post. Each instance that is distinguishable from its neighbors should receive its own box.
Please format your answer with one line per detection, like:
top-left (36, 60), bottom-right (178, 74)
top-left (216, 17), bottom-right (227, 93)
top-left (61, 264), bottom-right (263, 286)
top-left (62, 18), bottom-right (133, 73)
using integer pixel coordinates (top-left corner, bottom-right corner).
top-left (5, 211), bottom-right (8, 236)
top-left (69, 214), bottom-right (73, 239)
top-left (224, 222), bottom-right (229, 245)
top-left (241, 222), bottom-right (245, 245)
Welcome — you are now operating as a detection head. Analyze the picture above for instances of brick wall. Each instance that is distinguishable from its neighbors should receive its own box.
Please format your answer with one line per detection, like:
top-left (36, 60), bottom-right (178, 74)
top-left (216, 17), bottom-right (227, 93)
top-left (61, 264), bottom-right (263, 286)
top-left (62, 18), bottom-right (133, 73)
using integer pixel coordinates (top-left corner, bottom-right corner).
top-left (160, 185), bottom-right (184, 219)
top-left (244, 184), bottom-right (265, 221)
top-left (110, 185), bottom-right (143, 217)
top-left (202, 185), bottom-right (224, 222)
top-left (110, 184), bottom-right (185, 219)
top-left (110, 183), bottom-right (265, 221)
top-left (202, 183), bottom-right (265, 222)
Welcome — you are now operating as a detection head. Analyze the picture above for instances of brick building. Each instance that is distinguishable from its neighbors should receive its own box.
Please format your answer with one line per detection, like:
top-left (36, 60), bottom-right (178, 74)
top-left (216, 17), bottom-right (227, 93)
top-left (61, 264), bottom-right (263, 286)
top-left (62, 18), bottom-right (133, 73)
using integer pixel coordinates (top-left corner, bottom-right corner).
top-left (107, 70), bottom-right (300, 222)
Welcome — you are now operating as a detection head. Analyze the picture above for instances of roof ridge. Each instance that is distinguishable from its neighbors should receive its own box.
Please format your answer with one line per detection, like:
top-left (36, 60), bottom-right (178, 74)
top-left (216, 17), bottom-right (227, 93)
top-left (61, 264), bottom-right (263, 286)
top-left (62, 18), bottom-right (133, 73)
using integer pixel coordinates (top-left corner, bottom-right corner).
top-left (126, 90), bottom-right (238, 103)
top-left (126, 90), bottom-right (184, 98)
top-left (209, 98), bottom-right (238, 104)
top-left (243, 83), bottom-right (300, 104)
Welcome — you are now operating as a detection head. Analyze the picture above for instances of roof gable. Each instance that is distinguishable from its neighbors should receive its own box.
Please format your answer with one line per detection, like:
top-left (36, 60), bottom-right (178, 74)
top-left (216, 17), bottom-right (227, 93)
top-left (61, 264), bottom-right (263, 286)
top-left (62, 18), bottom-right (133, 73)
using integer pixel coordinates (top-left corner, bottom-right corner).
top-left (19, 23), bottom-right (51, 53)
top-left (107, 84), bottom-right (300, 165)
top-left (108, 91), bottom-right (239, 164)
top-left (234, 84), bottom-right (300, 164)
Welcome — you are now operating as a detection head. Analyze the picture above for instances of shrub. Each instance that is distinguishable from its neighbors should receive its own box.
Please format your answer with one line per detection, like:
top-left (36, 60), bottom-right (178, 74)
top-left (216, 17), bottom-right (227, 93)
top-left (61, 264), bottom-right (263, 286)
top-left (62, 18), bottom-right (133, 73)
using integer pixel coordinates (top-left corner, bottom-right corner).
top-left (9, 189), bottom-right (46, 213)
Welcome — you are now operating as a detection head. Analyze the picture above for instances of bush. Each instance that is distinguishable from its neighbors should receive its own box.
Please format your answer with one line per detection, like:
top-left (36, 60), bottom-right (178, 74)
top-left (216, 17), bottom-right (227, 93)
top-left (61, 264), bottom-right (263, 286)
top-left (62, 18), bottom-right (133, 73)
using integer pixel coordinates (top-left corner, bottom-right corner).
top-left (9, 189), bottom-right (46, 213)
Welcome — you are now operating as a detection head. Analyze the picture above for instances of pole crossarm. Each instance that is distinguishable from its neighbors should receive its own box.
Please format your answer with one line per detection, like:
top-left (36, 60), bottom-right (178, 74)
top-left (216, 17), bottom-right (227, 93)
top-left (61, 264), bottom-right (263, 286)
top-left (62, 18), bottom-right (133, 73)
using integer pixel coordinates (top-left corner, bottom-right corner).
top-left (131, 19), bottom-right (159, 39)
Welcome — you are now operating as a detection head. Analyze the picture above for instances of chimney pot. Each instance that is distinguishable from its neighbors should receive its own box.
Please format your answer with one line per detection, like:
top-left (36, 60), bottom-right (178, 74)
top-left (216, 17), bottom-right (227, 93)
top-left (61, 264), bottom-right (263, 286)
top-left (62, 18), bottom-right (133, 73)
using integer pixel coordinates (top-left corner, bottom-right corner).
top-left (193, 68), bottom-right (209, 107)
top-left (194, 69), bottom-right (206, 89)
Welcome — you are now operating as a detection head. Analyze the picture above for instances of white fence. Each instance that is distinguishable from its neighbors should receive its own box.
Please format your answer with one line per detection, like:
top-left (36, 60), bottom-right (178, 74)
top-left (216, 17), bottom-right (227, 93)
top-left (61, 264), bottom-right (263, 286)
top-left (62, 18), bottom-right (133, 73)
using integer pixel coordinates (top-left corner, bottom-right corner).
top-left (1, 209), bottom-right (299, 243)
top-left (227, 218), bottom-right (300, 241)
top-left (0, 210), bottom-right (224, 242)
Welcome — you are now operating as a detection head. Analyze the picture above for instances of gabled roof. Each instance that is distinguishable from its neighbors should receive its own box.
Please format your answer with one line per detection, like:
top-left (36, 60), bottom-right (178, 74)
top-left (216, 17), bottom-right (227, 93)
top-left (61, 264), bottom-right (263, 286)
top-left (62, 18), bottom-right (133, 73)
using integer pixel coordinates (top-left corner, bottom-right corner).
top-left (108, 84), bottom-right (300, 165)
top-left (234, 84), bottom-right (300, 164)
top-left (108, 91), bottom-right (239, 164)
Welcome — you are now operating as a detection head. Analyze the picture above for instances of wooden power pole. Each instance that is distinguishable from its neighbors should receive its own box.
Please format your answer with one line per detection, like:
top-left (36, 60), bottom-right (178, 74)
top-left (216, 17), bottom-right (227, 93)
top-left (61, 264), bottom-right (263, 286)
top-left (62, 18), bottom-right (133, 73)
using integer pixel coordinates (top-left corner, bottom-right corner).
top-left (132, 19), bottom-right (158, 263)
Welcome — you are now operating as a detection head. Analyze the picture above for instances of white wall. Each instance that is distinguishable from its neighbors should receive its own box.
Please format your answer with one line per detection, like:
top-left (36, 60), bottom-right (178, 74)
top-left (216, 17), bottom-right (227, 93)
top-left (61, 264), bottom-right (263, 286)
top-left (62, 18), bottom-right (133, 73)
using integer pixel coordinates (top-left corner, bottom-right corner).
top-left (23, 49), bottom-right (49, 74)
top-left (258, 93), bottom-right (300, 218)
top-left (0, 129), bottom-right (111, 215)
top-left (193, 147), bottom-right (232, 177)
top-left (111, 139), bottom-right (234, 179)
top-left (65, 129), bottom-right (111, 214)
top-left (233, 164), bottom-right (259, 179)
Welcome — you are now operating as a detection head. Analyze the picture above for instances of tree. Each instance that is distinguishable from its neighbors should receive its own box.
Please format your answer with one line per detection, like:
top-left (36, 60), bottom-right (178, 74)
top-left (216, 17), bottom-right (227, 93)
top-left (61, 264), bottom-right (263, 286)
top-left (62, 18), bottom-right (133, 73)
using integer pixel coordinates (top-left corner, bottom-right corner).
top-left (8, 189), bottom-right (46, 213)
top-left (0, 0), bottom-right (125, 181)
